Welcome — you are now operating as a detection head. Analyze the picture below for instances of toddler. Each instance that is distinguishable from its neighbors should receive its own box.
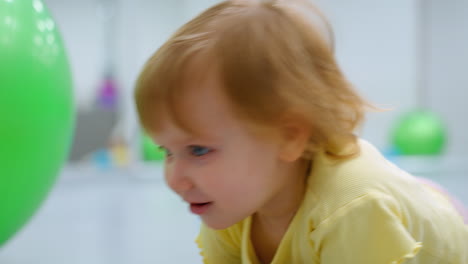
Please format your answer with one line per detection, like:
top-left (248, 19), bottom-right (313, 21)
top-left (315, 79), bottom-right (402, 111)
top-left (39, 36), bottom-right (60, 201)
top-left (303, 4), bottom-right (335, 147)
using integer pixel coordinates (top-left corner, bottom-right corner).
top-left (134, 0), bottom-right (468, 263)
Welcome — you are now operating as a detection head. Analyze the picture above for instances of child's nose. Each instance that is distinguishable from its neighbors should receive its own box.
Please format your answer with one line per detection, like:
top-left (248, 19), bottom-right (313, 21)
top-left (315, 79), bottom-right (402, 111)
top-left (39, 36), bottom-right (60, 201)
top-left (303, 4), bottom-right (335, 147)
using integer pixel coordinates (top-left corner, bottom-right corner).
top-left (165, 159), bottom-right (193, 194)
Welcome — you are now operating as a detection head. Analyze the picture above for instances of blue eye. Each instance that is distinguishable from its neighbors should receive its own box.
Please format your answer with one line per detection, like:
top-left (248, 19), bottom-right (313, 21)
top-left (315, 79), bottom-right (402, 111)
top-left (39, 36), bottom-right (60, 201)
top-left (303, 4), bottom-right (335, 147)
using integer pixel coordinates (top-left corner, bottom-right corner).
top-left (189, 145), bottom-right (212, 157)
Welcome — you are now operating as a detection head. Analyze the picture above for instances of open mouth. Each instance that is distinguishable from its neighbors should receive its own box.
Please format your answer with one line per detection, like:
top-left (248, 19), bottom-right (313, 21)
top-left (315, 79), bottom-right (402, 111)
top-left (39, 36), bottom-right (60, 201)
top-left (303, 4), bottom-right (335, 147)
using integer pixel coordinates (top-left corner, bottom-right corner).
top-left (190, 202), bottom-right (212, 215)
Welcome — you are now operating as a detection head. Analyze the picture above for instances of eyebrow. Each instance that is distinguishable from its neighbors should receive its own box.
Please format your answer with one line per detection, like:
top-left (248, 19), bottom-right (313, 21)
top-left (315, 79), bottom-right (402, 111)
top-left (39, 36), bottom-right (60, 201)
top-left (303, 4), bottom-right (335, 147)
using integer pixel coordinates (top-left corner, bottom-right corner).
top-left (155, 134), bottom-right (206, 148)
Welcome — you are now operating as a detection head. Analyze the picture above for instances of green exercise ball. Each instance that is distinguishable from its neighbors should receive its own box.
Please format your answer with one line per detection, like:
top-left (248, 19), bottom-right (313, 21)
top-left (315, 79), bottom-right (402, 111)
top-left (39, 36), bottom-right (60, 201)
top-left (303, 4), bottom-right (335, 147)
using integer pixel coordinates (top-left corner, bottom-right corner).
top-left (0, 0), bottom-right (74, 246)
top-left (391, 110), bottom-right (446, 155)
top-left (141, 133), bottom-right (165, 161)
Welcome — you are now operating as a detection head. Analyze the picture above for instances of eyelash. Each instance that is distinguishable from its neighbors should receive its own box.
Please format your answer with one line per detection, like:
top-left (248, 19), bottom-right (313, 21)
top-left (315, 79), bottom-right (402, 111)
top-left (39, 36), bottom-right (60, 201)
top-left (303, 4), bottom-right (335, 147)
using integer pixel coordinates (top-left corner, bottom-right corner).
top-left (188, 145), bottom-right (213, 157)
top-left (158, 145), bottom-right (213, 158)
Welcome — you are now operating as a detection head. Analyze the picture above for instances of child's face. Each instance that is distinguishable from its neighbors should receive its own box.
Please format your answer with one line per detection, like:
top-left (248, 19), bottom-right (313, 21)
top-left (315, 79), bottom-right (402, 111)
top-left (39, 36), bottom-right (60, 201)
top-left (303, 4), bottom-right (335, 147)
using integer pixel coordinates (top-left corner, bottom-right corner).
top-left (151, 72), bottom-right (292, 230)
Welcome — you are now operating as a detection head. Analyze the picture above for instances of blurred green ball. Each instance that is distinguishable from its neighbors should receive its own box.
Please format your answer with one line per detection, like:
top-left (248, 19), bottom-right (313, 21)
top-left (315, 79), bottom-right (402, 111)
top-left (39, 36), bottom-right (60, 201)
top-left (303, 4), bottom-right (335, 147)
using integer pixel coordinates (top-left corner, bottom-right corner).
top-left (0, 0), bottom-right (74, 247)
top-left (141, 134), bottom-right (165, 161)
top-left (392, 110), bottom-right (446, 155)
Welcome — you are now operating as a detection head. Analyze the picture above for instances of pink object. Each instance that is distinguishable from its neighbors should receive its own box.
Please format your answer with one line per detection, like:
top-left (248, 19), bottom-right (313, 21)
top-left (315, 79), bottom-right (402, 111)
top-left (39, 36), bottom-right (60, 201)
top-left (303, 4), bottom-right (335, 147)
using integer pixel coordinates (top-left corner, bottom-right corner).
top-left (417, 177), bottom-right (468, 224)
top-left (98, 76), bottom-right (117, 109)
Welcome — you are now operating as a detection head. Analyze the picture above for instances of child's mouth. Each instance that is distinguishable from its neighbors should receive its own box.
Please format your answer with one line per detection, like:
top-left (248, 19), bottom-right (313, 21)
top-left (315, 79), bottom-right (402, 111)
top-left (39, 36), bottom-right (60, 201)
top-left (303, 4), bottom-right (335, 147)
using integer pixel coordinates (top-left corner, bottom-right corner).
top-left (190, 202), bottom-right (212, 215)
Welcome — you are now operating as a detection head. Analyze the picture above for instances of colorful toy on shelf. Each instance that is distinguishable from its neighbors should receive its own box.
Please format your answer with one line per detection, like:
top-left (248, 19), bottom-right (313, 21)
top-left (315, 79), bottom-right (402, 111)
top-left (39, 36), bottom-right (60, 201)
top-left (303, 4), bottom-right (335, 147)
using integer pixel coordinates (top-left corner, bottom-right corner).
top-left (91, 143), bottom-right (130, 169)
top-left (97, 73), bottom-right (118, 109)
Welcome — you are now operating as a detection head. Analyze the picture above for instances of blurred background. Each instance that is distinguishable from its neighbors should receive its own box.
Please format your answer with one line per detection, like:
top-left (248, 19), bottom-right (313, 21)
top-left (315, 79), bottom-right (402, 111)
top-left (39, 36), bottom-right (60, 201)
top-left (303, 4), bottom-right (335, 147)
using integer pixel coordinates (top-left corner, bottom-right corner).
top-left (0, 0), bottom-right (467, 263)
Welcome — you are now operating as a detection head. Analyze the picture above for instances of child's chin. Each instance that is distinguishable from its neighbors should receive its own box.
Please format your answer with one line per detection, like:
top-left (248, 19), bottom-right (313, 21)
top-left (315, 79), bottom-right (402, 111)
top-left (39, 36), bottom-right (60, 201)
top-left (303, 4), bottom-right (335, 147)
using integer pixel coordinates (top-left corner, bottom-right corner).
top-left (202, 217), bottom-right (238, 230)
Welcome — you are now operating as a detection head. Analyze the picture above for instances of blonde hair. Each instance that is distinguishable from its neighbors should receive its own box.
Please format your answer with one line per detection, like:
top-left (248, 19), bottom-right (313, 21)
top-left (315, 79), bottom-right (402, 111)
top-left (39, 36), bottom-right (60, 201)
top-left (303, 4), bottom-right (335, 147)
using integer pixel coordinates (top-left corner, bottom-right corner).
top-left (135, 0), bottom-right (372, 160)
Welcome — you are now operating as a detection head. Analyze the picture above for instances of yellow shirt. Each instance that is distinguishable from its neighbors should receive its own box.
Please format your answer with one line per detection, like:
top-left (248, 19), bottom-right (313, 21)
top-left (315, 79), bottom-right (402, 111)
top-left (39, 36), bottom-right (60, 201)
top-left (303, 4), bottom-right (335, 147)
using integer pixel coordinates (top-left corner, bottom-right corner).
top-left (196, 139), bottom-right (468, 263)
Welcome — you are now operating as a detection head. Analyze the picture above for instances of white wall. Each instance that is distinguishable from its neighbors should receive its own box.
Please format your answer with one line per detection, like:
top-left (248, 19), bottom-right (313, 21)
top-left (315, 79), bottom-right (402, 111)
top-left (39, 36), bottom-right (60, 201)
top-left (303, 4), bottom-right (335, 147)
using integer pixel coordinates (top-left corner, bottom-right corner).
top-left (115, 0), bottom-right (187, 156)
top-left (44, 0), bottom-right (105, 110)
top-left (45, 0), bottom-right (188, 159)
top-left (315, 0), bottom-right (419, 151)
top-left (427, 0), bottom-right (468, 155)
top-left (183, 0), bottom-right (222, 18)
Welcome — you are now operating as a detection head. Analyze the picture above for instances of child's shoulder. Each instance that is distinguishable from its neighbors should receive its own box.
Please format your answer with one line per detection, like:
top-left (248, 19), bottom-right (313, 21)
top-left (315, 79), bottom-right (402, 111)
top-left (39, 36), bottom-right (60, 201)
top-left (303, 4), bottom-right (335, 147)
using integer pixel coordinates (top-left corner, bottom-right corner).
top-left (303, 139), bottom-right (468, 263)
top-left (305, 139), bottom-right (417, 224)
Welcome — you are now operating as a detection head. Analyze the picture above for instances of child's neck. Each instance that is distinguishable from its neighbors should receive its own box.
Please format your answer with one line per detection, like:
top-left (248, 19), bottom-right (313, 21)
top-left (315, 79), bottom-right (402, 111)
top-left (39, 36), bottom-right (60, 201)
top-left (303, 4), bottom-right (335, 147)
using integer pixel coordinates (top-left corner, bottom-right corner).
top-left (251, 159), bottom-right (311, 263)
top-left (255, 158), bottom-right (310, 223)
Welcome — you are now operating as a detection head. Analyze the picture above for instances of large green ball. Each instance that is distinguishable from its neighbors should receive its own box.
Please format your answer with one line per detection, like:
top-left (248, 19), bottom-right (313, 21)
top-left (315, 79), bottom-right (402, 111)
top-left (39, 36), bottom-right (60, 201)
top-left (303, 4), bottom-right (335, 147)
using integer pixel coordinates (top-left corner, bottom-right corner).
top-left (0, 0), bottom-right (74, 246)
top-left (391, 110), bottom-right (446, 155)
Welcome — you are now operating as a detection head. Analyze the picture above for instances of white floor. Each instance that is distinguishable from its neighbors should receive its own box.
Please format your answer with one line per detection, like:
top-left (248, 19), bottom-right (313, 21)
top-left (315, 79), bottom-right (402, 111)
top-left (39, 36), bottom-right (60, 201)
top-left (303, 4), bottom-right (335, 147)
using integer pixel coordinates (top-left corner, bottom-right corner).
top-left (0, 164), bottom-right (203, 264)
top-left (0, 157), bottom-right (467, 264)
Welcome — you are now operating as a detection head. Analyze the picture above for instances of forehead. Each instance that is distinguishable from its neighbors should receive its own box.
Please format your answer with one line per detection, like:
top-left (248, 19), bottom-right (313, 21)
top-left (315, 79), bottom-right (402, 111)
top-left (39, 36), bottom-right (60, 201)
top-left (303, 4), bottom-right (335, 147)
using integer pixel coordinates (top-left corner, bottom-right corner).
top-left (152, 65), bottom-right (242, 145)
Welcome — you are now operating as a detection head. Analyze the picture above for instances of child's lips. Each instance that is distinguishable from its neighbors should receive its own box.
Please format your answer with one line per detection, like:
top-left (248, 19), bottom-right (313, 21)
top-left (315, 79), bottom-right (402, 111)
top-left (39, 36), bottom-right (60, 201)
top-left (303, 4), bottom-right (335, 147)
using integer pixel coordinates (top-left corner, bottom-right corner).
top-left (189, 202), bottom-right (212, 215)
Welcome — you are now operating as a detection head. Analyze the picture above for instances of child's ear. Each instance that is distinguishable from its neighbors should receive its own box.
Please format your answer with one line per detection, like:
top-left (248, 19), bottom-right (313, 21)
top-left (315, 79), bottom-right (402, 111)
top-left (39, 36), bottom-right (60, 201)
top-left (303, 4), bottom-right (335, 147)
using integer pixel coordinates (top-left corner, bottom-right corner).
top-left (278, 115), bottom-right (310, 162)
